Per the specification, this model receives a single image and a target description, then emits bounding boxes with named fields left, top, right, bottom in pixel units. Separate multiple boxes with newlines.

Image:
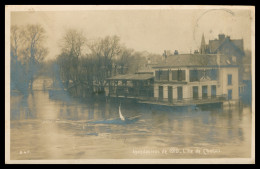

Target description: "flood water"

left=10, top=77, right=252, bottom=159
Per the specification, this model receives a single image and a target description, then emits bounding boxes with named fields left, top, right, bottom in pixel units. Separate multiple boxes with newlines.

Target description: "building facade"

left=200, top=33, right=245, bottom=83
left=152, top=54, right=239, bottom=105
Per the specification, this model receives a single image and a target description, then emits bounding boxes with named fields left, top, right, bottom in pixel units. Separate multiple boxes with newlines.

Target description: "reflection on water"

left=10, top=79, right=252, bottom=160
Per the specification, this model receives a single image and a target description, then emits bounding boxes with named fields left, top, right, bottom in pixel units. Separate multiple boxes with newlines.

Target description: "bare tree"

left=116, top=47, right=134, bottom=74
left=11, top=25, right=29, bottom=94
left=10, top=24, right=48, bottom=94
left=61, top=29, right=86, bottom=60
left=58, top=29, right=86, bottom=96
left=11, top=25, right=21, bottom=60
left=57, top=34, right=124, bottom=97
left=20, top=24, right=48, bottom=90
left=88, top=35, right=121, bottom=92
left=88, top=36, right=121, bottom=75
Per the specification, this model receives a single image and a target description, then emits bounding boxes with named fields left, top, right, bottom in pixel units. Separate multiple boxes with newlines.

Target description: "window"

left=190, top=70, right=199, bottom=82
left=172, top=70, right=186, bottom=81
left=160, top=71, right=169, bottom=81
left=211, top=85, right=216, bottom=98
left=210, top=69, right=218, bottom=80
left=228, top=89, right=232, bottom=100
left=202, top=86, right=208, bottom=99
left=172, top=70, right=178, bottom=80
left=190, top=69, right=218, bottom=82
left=228, top=74, right=232, bottom=85
left=177, top=86, right=183, bottom=100
left=156, top=70, right=169, bottom=81
left=178, top=70, right=186, bottom=81
left=168, top=86, right=173, bottom=102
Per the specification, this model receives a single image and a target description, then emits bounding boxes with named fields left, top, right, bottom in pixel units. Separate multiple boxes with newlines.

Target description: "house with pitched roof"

left=200, top=33, right=249, bottom=100
left=150, top=53, right=239, bottom=106
left=200, top=33, right=245, bottom=80
left=200, top=34, right=244, bottom=58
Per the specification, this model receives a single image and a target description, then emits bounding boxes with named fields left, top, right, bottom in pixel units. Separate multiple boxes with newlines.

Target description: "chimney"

left=164, top=50, right=167, bottom=59
left=162, top=50, right=167, bottom=61
left=174, top=50, right=179, bottom=55
left=226, top=36, right=230, bottom=41
left=218, top=34, right=225, bottom=41
left=194, top=50, right=199, bottom=54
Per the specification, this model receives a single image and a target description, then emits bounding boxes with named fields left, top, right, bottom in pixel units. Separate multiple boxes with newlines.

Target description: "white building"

left=152, top=53, right=239, bottom=105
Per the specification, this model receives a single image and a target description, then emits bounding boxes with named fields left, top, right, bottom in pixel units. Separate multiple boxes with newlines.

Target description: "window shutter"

left=178, top=69, right=182, bottom=81
left=182, top=70, right=186, bottom=81
left=172, top=70, right=178, bottom=80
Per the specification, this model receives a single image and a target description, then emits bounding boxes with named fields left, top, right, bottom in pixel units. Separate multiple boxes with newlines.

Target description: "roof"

left=208, top=38, right=244, bottom=54
left=106, top=73, right=154, bottom=81
left=231, top=39, right=244, bottom=52
left=209, top=39, right=222, bottom=52
left=152, top=54, right=238, bottom=68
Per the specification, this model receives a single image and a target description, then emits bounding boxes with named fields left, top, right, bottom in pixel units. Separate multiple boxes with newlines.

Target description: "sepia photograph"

left=5, top=5, right=255, bottom=164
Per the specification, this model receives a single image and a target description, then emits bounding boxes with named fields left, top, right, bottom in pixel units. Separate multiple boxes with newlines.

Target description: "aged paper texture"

left=5, top=5, right=255, bottom=164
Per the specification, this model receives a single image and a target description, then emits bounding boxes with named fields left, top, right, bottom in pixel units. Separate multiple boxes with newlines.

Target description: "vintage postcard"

left=5, top=5, right=255, bottom=164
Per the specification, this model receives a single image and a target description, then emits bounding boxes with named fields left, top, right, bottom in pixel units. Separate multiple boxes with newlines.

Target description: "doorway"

left=177, top=86, right=183, bottom=100
left=202, top=86, right=208, bottom=99
left=193, top=86, right=199, bottom=99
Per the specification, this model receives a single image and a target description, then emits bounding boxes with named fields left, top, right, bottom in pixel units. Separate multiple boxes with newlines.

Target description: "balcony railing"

left=138, top=94, right=227, bottom=106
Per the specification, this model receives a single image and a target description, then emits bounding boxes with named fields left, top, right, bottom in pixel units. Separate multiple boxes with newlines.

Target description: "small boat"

left=88, top=104, right=141, bottom=125
left=119, top=104, right=125, bottom=121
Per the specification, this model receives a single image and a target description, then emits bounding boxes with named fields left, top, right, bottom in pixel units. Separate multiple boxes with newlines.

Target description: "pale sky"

left=11, top=8, right=253, bottom=60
